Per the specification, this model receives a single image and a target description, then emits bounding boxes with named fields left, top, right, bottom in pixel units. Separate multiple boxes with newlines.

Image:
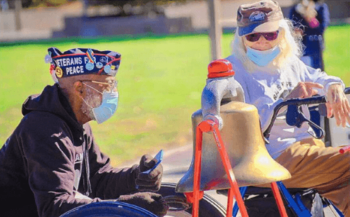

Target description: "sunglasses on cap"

left=245, top=31, right=280, bottom=42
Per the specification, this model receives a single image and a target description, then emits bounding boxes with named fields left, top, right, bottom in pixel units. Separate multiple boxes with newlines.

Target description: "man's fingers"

left=303, top=82, right=324, bottom=89
left=346, top=114, right=350, bottom=126
left=136, top=178, right=162, bottom=188
left=138, top=169, right=162, bottom=180
left=304, top=82, right=322, bottom=96
left=139, top=154, right=157, bottom=172
left=339, top=100, right=348, bottom=127
left=145, top=158, right=158, bottom=168
left=310, top=88, right=319, bottom=96
left=345, top=100, right=350, bottom=125
left=344, top=98, right=350, bottom=114
left=286, top=82, right=322, bottom=100
left=324, top=84, right=350, bottom=127
left=136, top=177, right=162, bottom=192
left=296, top=83, right=308, bottom=98
left=300, top=82, right=322, bottom=98
left=300, top=86, right=308, bottom=98
left=328, top=94, right=350, bottom=127
left=333, top=106, right=342, bottom=126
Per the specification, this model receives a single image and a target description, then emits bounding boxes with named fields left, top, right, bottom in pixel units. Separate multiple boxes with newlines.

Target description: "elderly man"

left=0, top=47, right=168, bottom=217
left=224, top=0, right=350, bottom=215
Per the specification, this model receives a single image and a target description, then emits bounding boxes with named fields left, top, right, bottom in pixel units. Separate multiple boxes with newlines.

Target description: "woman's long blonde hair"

left=231, top=19, right=303, bottom=71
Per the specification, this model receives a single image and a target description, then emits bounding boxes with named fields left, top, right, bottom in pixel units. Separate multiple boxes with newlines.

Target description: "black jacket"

left=0, top=84, right=138, bottom=217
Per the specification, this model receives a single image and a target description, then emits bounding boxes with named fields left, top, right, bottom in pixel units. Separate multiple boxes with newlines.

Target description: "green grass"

left=322, top=25, right=350, bottom=83
left=0, top=25, right=349, bottom=166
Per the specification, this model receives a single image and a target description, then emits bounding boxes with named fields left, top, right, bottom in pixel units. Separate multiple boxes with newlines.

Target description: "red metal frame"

left=188, top=120, right=289, bottom=217
left=271, top=182, right=288, bottom=217
left=190, top=120, right=248, bottom=217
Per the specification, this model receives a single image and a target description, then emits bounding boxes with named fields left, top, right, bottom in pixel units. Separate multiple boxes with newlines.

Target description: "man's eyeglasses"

left=80, top=80, right=118, bottom=93
left=245, top=31, right=280, bottom=42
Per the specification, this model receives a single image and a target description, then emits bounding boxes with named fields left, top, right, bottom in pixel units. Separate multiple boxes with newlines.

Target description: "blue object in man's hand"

left=140, top=150, right=163, bottom=175
left=136, top=150, right=164, bottom=192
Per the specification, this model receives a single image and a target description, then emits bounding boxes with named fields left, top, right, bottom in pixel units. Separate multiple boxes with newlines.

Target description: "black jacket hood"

left=22, top=83, right=83, bottom=132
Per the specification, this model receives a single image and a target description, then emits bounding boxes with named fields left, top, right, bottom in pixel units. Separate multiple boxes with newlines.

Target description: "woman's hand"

left=325, top=84, right=350, bottom=127
left=285, top=82, right=324, bottom=100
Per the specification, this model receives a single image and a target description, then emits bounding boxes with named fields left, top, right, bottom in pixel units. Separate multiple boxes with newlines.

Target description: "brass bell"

left=176, top=101, right=291, bottom=193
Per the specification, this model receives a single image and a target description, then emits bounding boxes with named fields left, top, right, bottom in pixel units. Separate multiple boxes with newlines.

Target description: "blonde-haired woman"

left=226, top=0, right=350, bottom=215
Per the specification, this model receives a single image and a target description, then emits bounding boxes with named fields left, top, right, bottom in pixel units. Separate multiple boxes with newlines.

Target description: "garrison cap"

left=237, top=0, right=283, bottom=36
left=45, top=47, right=121, bottom=82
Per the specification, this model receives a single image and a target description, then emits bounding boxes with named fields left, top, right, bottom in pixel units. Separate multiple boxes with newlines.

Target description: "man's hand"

left=117, top=192, right=168, bottom=217
left=136, top=154, right=163, bottom=192
left=325, top=84, right=350, bottom=127
left=285, top=82, right=323, bottom=100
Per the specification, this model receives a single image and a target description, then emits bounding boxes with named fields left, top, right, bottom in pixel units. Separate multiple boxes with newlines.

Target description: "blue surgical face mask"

left=82, top=84, right=119, bottom=124
left=246, top=46, right=281, bottom=67
left=92, top=91, right=119, bottom=124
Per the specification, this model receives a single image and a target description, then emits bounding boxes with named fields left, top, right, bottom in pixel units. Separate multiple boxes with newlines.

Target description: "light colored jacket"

left=226, top=54, right=343, bottom=159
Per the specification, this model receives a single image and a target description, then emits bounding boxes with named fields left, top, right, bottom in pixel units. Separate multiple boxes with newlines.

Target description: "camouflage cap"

left=237, top=0, right=283, bottom=36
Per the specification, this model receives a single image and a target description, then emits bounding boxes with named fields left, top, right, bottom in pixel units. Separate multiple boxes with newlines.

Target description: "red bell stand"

left=271, top=182, right=288, bottom=217
left=186, top=120, right=289, bottom=217
left=185, top=120, right=248, bottom=217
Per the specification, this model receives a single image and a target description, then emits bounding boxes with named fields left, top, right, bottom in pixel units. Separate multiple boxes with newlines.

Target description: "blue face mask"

left=82, top=84, right=119, bottom=124
left=246, top=46, right=281, bottom=67
left=92, top=91, right=119, bottom=124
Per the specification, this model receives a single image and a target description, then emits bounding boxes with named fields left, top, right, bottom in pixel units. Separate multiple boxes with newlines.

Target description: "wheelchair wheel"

left=60, top=201, right=158, bottom=217
left=60, top=182, right=226, bottom=217
left=159, top=182, right=226, bottom=217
